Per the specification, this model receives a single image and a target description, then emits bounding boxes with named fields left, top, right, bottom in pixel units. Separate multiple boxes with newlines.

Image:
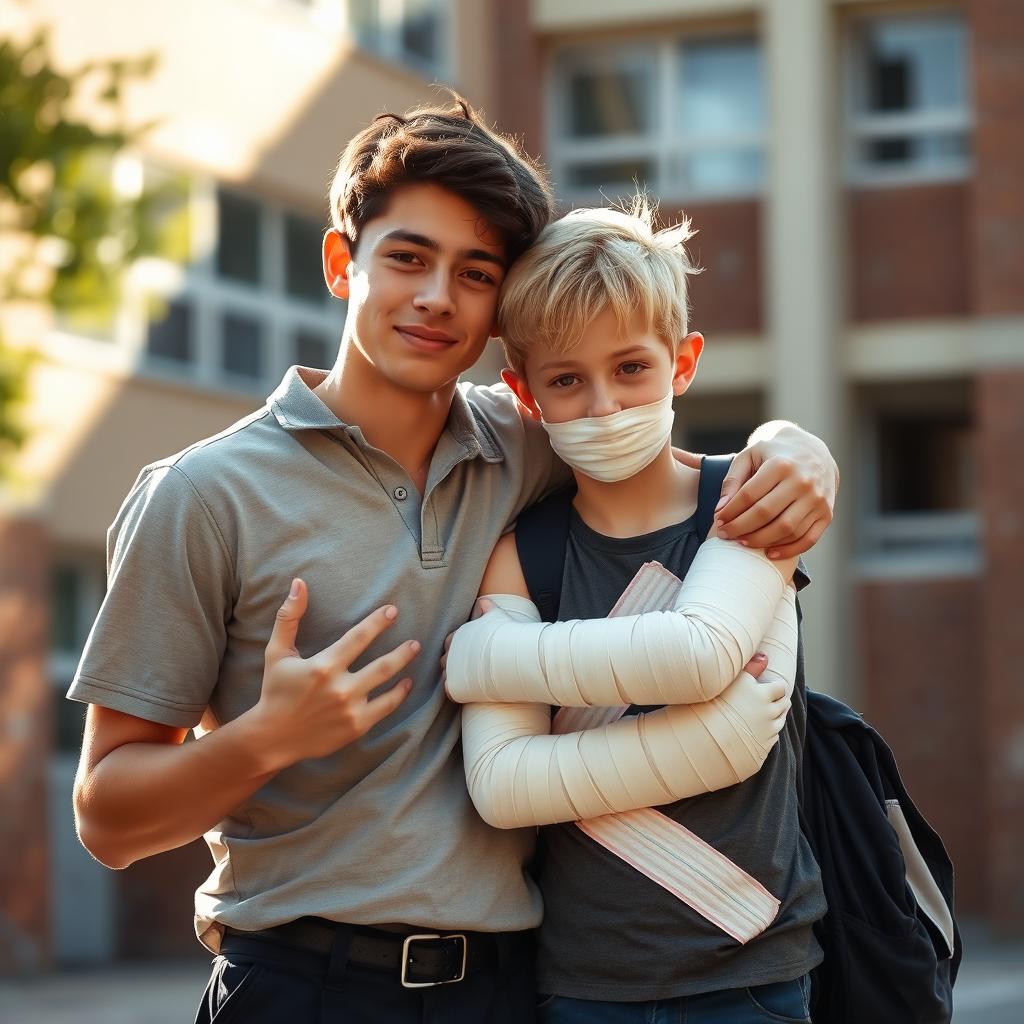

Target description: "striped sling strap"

left=552, top=560, right=780, bottom=945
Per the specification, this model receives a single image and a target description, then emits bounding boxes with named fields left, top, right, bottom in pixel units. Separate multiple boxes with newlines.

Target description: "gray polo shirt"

left=68, top=367, right=565, bottom=952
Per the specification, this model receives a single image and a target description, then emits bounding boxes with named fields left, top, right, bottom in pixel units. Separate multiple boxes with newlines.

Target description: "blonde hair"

left=498, top=196, right=700, bottom=375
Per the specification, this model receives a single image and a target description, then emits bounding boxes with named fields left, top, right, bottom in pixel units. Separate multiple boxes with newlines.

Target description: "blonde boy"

left=446, top=202, right=825, bottom=1021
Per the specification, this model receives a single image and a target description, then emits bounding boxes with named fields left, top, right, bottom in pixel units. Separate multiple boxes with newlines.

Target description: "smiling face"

left=324, top=182, right=507, bottom=396
left=503, top=305, right=703, bottom=426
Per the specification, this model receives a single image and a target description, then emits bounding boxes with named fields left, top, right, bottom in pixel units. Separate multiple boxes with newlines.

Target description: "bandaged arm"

left=461, top=586, right=798, bottom=829
left=446, top=538, right=789, bottom=708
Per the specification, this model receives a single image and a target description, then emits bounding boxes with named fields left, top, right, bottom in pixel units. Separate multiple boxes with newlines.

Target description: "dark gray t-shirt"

left=535, top=507, right=826, bottom=1001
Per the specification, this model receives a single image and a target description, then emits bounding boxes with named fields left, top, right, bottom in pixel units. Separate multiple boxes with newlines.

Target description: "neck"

left=314, top=337, right=455, bottom=492
left=571, top=444, right=699, bottom=539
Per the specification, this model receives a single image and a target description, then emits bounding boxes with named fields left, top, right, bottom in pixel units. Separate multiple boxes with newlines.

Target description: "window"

left=285, top=214, right=328, bottom=303
left=146, top=298, right=194, bottom=365
left=349, top=0, right=448, bottom=78
left=221, top=312, right=265, bottom=380
left=847, top=12, right=971, bottom=183
left=133, top=173, right=343, bottom=395
left=50, top=559, right=106, bottom=755
left=293, top=327, right=333, bottom=369
left=857, top=384, right=978, bottom=571
left=217, top=189, right=263, bottom=285
left=552, top=34, right=766, bottom=201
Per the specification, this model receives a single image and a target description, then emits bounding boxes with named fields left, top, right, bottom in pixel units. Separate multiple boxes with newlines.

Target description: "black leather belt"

left=223, top=919, right=501, bottom=988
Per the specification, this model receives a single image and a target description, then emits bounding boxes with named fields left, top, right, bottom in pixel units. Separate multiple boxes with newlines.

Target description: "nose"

left=414, top=268, right=455, bottom=318
left=587, top=384, right=620, bottom=419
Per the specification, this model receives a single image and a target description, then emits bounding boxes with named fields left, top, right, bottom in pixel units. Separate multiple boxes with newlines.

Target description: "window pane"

left=563, top=158, right=656, bottom=192
left=860, top=131, right=967, bottom=168
left=564, top=54, right=654, bottom=138
left=859, top=16, right=966, bottom=115
left=146, top=298, right=193, bottom=364
left=678, top=36, right=764, bottom=137
left=285, top=215, right=327, bottom=303
left=877, top=414, right=974, bottom=513
left=217, top=190, right=262, bottom=285
left=294, top=328, right=333, bottom=369
left=683, top=148, right=763, bottom=195
left=350, top=0, right=380, bottom=49
left=222, top=313, right=265, bottom=379
left=685, top=425, right=755, bottom=458
left=51, top=566, right=82, bottom=653
left=55, top=691, right=87, bottom=755
left=401, top=0, right=441, bottom=67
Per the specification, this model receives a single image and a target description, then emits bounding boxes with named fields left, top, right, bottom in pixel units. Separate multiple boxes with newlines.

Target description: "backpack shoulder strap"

left=514, top=486, right=576, bottom=622
left=696, top=455, right=734, bottom=541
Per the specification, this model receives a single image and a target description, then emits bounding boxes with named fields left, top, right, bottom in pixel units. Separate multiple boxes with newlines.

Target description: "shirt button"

left=393, top=486, right=408, bottom=501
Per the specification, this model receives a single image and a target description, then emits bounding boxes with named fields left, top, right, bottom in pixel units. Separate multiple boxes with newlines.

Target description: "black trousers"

left=194, top=926, right=537, bottom=1024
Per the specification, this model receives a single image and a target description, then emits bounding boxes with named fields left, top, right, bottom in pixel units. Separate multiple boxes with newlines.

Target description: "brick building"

left=1, top=0, right=1022, bottom=974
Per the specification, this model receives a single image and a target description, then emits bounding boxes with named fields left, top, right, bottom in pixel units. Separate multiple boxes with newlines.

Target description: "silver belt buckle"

left=400, top=933, right=467, bottom=988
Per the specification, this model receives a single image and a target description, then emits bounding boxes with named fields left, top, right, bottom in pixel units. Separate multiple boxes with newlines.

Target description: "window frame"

left=843, top=7, right=973, bottom=188
left=121, top=168, right=344, bottom=396
left=854, top=383, right=980, bottom=577
left=548, top=28, right=768, bottom=204
left=346, top=0, right=453, bottom=81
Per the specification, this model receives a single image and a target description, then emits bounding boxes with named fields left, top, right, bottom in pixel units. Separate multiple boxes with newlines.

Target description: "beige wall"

left=532, top=0, right=758, bottom=31
left=1, top=0, right=492, bottom=208
left=11, top=355, right=257, bottom=547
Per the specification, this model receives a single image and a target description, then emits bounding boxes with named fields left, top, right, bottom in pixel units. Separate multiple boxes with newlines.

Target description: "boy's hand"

left=250, top=580, right=418, bottom=771
left=714, top=423, right=839, bottom=560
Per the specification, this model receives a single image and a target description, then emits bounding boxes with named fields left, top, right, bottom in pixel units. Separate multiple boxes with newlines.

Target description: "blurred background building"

left=0, top=0, right=1021, bottom=978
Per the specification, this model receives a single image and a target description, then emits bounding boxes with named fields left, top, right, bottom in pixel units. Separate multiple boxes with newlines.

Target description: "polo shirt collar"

left=267, top=367, right=504, bottom=464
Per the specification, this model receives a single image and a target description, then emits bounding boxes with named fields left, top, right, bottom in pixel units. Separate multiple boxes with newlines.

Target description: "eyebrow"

left=378, top=229, right=506, bottom=269
left=537, top=345, right=653, bottom=374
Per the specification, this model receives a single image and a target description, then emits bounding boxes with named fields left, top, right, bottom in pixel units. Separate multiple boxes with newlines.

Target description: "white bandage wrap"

left=446, top=538, right=788, bottom=708
left=460, top=587, right=797, bottom=829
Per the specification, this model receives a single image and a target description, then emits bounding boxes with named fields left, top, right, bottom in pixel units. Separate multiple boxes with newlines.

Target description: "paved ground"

left=1, top=922, right=1021, bottom=1022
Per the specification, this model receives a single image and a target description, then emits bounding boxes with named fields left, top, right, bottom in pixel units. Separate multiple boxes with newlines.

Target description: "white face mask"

left=541, top=394, right=676, bottom=483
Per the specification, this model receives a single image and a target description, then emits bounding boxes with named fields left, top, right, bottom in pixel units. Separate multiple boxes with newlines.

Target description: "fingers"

left=716, top=468, right=792, bottom=538
left=363, top=677, right=414, bottom=729
left=743, top=652, right=768, bottom=679
left=672, top=447, right=703, bottom=470
left=473, top=597, right=496, bottom=619
left=266, top=578, right=308, bottom=661
left=741, top=506, right=820, bottom=553
left=349, top=638, right=421, bottom=697
left=321, top=604, right=400, bottom=668
left=766, top=516, right=830, bottom=561
left=712, top=460, right=782, bottom=532
left=714, top=449, right=755, bottom=516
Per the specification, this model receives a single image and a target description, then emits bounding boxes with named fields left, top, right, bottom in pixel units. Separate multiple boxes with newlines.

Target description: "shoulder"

left=480, top=531, right=531, bottom=599
left=460, top=381, right=544, bottom=452
left=150, top=406, right=277, bottom=484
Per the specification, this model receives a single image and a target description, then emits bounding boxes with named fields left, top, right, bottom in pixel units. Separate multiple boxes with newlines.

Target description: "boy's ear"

left=323, top=230, right=353, bottom=300
left=672, top=332, right=704, bottom=397
left=501, top=368, right=543, bottom=421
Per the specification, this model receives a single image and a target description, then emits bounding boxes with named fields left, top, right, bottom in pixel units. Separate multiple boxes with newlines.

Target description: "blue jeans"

left=537, top=975, right=811, bottom=1024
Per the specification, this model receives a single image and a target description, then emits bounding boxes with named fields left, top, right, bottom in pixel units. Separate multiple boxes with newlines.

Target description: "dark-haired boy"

left=69, top=102, right=838, bottom=1023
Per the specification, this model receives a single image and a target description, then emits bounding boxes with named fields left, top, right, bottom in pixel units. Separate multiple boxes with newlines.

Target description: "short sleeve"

left=66, top=464, right=234, bottom=729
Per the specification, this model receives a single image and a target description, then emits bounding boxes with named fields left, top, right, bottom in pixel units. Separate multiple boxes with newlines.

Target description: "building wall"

left=858, top=575, right=986, bottom=914
left=848, top=185, right=970, bottom=322
left=0, top=518, right=50, bottom=974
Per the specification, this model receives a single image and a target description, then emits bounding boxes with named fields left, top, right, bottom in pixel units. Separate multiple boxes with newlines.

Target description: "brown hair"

left=329, top=97, right=553, bottom=265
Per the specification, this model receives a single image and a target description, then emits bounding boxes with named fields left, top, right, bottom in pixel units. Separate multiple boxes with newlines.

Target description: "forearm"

left=75, top=710, right=281, bottom=869
left=447, top=539, right=787, bottom=707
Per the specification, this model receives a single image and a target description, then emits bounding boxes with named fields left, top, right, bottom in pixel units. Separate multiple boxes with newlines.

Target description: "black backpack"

left=515, top=456, right=962, bottom=1024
